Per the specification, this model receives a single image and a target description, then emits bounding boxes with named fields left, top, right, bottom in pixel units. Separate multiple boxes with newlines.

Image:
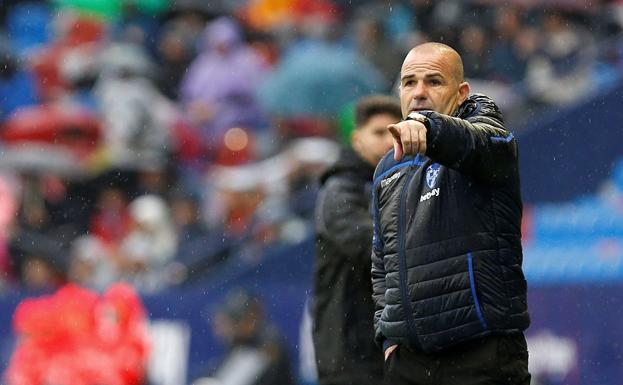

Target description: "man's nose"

left=412, top=81, right=427, bottom=99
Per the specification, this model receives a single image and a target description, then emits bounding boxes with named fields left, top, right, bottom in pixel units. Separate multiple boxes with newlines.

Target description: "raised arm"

left=388, top=94, right=518, bottom=183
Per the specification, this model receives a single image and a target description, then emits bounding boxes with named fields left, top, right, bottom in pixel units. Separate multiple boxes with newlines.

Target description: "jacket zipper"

left=397, top=165, right=422, bottom=350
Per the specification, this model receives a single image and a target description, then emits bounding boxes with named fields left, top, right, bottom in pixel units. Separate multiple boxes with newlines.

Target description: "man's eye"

left=404, top=80, right=414, bottom=87
left=429, top=79, right=441, bottom=86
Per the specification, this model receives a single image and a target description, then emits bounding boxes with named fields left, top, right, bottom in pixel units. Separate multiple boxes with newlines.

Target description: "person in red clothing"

left=89, top=186, right=133, bottom=250
left=5, top=283, right=150, bottom=385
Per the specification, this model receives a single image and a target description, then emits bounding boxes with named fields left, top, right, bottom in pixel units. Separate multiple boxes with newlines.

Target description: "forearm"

left=420, top=110, right=516, bottom=181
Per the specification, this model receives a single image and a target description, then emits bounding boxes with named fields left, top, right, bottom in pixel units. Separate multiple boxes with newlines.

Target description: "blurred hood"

left=202, top=17, right=242, bottom=52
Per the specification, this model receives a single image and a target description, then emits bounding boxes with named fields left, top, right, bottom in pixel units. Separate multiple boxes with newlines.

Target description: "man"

left=314, top=95, right=401, bottom=385
left=372, top=42, right=531, bottom=384
left=193, top=289, right=295, bottom=385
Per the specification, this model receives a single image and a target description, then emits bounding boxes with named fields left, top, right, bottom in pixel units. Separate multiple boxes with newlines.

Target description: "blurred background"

left=0, top=0, right=621, bottom=384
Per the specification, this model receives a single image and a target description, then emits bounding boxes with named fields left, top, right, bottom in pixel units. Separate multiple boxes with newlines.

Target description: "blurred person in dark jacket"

left=459, top=24, right=493, bottom=80
left=313, top=95, right=401, bottom=385
left=193, top=289, right=294, bottom=385
left=525, top=11, right=596, bottom=106
left=491, top=6, right=531, bottom=84
left=8, top=174, right=84, bottom=289
left=156, top=20, right=196, bottom=100
left=9, top=233, right=66, bottom=291
left=372, top=42, right=530, bottom=385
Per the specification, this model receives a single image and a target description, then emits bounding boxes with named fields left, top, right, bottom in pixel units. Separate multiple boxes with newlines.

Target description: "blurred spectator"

left=30, top=14, right=105, bottom=101
left=165, top=1, right=212, bottom=46
left=283, top=138, right=339, bottom=219
left=93, top=42, right=175, bottom=169
left=7, top=172, right=89, bottom=290
left=67, top=235, right=114, bottom=290
left=111, top=0, right=169, bottom=54
left=459, top=24, right=494, bottom=80
left=89, top=186, right=132, bottom=251
left=8, top=231, right=66, bottom=291
left=202, top=139, right=339, bottom=262
left=171, top=192, right=204, bottom=236
left=5, top=283, right=150, bottom=385
left=11, top=173, right=88, bottom=236
left=156, top=20, right=196, bottom=100
left=192, top=288, right=295, bottom=385
left=134, top=164, right=175, bottom=198
left=525, top=11, right=597, bottom=106
left=58, top=46, right=100, bottom=110
left=180, top=17, right=268, bottom=147
left=491, top=6, right=531, bottom=84
left=353, top=14, right=404, bottom=86
left=118, top=194, right=177, bottom=291
left=211, top=166, right=266, bottom=240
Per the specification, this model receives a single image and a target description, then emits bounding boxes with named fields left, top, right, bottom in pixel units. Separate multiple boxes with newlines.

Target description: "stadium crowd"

left=0, top=0, right=622, bottom=295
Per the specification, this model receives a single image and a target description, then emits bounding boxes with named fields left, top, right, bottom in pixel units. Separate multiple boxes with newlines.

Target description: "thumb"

left=388, top=124, right=403, bottom=161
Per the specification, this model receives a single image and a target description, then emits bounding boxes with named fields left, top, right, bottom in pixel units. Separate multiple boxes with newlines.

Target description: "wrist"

left=406, top=111, right=430, bottom=129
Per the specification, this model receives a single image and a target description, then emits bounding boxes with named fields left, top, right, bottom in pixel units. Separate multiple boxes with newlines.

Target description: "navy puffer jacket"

left=371, top=94, right=530, bottom=353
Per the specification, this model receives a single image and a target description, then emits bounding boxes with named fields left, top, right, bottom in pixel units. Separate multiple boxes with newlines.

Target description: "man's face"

left=352, top=113, right=398, bottom=166
left=399, top=50, right=469, bottom=117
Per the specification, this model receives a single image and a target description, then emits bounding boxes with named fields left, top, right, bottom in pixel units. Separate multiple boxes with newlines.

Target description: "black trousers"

left=384, top=334, right=531, bottom=385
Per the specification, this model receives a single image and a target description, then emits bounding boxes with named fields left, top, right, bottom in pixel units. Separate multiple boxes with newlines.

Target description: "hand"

left=387, top=120, right=427, bottom=161
left=384, top=344, right=398, bottom=361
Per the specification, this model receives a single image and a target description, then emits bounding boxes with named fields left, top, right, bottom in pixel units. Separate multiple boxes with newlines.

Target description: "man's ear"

left=458, top=81, right=470, bottom=104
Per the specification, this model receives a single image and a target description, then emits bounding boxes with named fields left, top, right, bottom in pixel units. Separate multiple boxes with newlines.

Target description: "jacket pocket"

left=467, top=252, right=489, bottom=331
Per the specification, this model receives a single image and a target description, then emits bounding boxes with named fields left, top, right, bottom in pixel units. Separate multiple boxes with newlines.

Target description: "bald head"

left=403, top=43, right=464, bottom=83
left=398, top=42, right=470, bottom=116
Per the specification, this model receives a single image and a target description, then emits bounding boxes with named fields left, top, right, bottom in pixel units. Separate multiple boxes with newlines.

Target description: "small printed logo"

left=420, top=188, right=440, bottom=202
left=381, top=171, right=401, bottom=188
left=426, top=163, right=441, bottom=189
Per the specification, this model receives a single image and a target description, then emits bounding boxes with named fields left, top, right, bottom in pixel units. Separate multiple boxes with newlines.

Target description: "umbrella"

left=258, top=41, right=385, bottom=117
left=2, top=103, right=101, bottom=158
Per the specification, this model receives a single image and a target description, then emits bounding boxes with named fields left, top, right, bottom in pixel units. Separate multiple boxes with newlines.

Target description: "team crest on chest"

left=426, top=163, right=441, bottom=189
